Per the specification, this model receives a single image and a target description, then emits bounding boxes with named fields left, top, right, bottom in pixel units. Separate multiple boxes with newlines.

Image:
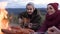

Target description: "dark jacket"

left=38, top=10, right=60, bottom=32
left=18, top=9, right=41, bottom=31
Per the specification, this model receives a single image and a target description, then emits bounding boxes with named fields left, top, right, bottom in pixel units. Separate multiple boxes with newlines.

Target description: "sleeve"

left=34, top=15, right=41, bottom=23
left=31, top=15, right=42, bottom=31
left=33, top=10, right=42, bottom=24
left=37, top=20, right=48, bottom=32
left=50, top=15, right=60, bottom=25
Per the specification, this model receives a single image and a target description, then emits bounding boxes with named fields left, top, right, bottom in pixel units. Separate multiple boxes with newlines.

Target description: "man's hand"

left=28, top=23, right=32, bottom=28
left=47, top=26, right=60, bottom=34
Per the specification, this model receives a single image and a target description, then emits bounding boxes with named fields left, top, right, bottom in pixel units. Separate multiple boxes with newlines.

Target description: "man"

left=18, top=2, right=41, bottom=32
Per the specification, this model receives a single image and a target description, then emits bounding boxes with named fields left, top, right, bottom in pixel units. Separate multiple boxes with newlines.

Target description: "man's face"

left=26, top=5, right=34, bottom=15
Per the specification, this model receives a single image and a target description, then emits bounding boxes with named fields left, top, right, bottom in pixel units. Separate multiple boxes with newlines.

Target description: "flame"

left=0, top=2, right=8, bottom=34
left=0, top=2, right=9, bottom=34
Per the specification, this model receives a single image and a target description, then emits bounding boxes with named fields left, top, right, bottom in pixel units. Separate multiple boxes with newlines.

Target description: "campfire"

left=0, top=2, right=34, bottom=34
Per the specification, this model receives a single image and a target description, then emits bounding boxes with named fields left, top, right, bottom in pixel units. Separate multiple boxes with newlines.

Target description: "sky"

left=0, top=0, right=60, bottom=9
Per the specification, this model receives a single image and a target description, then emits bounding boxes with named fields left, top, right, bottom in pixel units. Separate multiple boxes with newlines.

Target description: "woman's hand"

left=47, top=26, right=60, bottom=34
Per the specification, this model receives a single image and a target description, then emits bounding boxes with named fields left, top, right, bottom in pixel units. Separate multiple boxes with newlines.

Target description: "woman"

left=37, top=3, right=60, bottom=33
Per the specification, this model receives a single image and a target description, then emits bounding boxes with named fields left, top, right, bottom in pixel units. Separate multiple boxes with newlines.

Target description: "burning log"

left=1, top=26, right=34, bottom=34
left=1, top=29, right=16, bottom=34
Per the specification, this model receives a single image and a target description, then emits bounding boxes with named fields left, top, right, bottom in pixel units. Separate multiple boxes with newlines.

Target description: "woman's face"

left=47, top=5, right=55, bottom=15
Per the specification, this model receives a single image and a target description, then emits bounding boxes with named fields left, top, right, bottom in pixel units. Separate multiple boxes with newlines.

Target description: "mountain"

left=6, top=8, right=46, bottom=15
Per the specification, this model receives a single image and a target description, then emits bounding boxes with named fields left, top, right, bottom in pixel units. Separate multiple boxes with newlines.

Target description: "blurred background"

left=0, top=0, right=60, bottom=25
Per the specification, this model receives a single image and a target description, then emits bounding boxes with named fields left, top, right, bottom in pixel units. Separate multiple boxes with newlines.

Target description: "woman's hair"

left=48, top=3, right=59, bottom=11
